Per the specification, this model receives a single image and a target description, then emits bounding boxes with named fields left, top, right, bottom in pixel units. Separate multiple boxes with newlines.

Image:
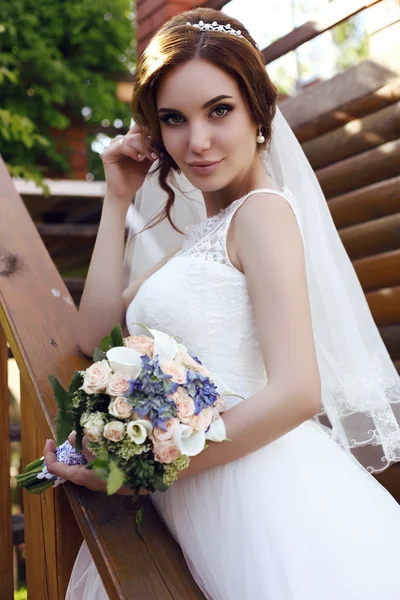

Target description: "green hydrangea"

left=71, top=389, right=87, bottom=409
left=112, top=438, right=152, bottom=461
left=163, top=455, right=191, bottom=487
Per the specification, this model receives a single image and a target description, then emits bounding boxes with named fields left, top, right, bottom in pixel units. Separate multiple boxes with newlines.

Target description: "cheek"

left=161, top=127, right=185, bottom=158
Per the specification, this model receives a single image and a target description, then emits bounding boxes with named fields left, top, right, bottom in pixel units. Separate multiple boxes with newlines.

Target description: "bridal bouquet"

left=17, top=325, right=229, bottom=524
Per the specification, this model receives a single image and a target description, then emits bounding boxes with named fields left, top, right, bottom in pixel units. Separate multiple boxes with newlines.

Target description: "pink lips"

left=187, top=160, right=222, bottom=176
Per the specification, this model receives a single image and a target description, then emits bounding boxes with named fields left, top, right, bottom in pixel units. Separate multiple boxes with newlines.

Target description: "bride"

left=44, top=7, right=400, bottom=599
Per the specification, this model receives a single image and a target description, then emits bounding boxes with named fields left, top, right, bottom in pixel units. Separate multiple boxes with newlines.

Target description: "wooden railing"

left=0, top=156, right=205, bottom=599
left=204, top=0, right=385, bottom=65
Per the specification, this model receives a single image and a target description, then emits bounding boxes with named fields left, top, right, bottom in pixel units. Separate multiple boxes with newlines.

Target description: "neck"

left=202, top=155, right=271, bottom=218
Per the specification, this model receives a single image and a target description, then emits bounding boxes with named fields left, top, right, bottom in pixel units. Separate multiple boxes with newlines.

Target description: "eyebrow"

left=158, top=94, right=234, bottom=114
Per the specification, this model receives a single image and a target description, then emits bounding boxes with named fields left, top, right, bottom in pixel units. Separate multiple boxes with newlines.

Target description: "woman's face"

left=156, top=59, right=259, bottom=193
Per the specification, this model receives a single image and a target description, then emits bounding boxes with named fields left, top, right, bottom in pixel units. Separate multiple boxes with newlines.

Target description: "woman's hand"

left=43, top=433, right=149, bottom=495
left=102, top=124, right=160, bottom=209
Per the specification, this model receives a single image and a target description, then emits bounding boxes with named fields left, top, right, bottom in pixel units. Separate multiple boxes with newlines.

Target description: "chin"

left=181, top=169, right=232, bottom=193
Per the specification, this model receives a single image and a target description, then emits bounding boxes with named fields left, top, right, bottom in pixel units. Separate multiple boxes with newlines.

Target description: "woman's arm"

left=178, top=192, right=321, bottom=480
left=76, top=196, right=128, bottom=356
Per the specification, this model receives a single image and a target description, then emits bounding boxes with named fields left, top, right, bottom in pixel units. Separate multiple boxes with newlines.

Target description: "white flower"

left=211, top=374, right=235, bottom=397
left=172, top=423, right=206, bottom=457
left=103, top=421, right=126, bottom=442
left=81, top=412, right=104, bottom=443
left=149, top=328, right=178, bottom=362
left=106, top=346, right=142, bottom=379
left=205, top=417, right=227, bottom=442
left=126, top=419, right=153, bottom=445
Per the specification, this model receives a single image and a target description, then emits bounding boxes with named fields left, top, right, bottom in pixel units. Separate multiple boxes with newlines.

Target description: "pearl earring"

left=256, top=128, right=265, bottom=144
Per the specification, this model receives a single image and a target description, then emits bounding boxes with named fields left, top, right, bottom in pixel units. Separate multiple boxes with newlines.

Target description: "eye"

left=210, top=104, right=233, bottom=118
left=160, top=114, right=184, bottom=126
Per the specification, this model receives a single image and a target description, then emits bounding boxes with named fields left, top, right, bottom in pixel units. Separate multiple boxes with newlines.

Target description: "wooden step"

left=294, top=77, right=400, bottom=143
left=353, top=250, right=400, bottom=293
left=339, top=213, right=400, bottom=260
left=328, top=176, right=400, bottom=229
left=304, top=101, right=400, bottom=169
left=317, top=138, right=400, bottom=198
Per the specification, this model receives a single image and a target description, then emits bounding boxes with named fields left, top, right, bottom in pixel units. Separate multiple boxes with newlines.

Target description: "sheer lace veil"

left=124, top=107, right=400, bottom=473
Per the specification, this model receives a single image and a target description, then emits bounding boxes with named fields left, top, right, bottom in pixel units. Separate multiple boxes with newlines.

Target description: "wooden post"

left=0, top=326, right=13, bottom=600
left=20, top=379, right=83, bottom=599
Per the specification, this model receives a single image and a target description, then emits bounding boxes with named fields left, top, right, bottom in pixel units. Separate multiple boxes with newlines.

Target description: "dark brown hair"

left=131, top=7, right=278, bottom=232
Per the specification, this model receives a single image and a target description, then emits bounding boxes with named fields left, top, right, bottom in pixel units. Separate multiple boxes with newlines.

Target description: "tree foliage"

left=0, top=0, right=135, bottom=185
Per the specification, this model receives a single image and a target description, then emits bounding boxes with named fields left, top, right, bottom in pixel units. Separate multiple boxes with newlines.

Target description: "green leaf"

left=110, top=324, right=124, bottom=348
left=48, top=375, right=72, bottom=411
left=56, top=410, right=75, bottom=445
left=92, top=347, right=106, bottom=362
left=92, top=448, right=109, bottom=481
left=107, top=460, right=125, bottom=495
left=100, top=335, right=113, bottom=352
left=135, top=506, right=144, bottom=536
left=69, top=371, right=83, bottom=395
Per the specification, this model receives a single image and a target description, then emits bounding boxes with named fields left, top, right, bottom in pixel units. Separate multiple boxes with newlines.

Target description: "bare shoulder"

left=228, top=191, right=304, bottom=273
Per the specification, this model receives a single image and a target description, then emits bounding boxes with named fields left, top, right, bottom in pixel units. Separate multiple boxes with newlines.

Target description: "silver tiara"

left=186, top=20, right=254, bottom=46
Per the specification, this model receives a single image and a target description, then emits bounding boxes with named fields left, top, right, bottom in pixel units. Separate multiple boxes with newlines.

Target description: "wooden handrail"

left=0, top=156, right=205, bottom=599
left=0, top=326, right=13, bottom=599
left=261, top=0, right=383, bottom=64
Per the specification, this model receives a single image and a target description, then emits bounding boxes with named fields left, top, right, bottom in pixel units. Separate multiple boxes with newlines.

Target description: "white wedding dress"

left=67, top=188, right=400, bottom=600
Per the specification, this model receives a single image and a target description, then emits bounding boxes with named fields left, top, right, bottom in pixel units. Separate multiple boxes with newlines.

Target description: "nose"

left=188, top=121, right=212, bottom=154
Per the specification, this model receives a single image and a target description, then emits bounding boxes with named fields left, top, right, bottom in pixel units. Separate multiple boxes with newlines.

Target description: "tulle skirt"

left=66, top=421, right=400, bottom=599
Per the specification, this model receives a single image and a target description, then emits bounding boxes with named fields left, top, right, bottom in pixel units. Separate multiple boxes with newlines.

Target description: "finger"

left=81, top=435, right=96, bottom=462
left=123, top=133, right=158, bottom=163
left=68, top=430, right=76, bottom=447
left=106, top=136, right=150, bottom=164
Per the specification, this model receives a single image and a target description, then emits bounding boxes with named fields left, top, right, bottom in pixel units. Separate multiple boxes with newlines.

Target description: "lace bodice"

left=126, top=188, right=291, bottom=403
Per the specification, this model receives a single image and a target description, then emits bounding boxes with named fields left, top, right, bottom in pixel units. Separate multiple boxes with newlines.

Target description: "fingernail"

left=151, top=152, right=158, bottom=161
left=137, top=153, right=145, bottom=161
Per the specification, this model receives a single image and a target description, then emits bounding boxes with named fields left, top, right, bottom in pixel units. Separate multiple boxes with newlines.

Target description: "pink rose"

left=178, top=351, right=210, bottom=377
left=103, top=421, right=126, bottom=442
left=106, top=371, right=130, bottom=397
left=170, top=386, right=190, bottom=404
left=159, top=360, right=187, bottom=384
left=125, top=335, right=154, bottom=357
left=109, top=397, right=133, bottom=419
left=177, top=397, right=196, bottom=424
left=212, top=397, right=227, bottom=421
left=80, top=360, right=112, bottom=394
left=152, top=418, right=179, bottom=441
left=189, top=406, right=213, bottom=431
left=153, top=440, right=181, bottom=464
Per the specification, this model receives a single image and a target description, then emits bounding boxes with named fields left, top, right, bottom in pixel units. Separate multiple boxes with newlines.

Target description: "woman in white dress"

left=44, top=7, right=400, bottom=599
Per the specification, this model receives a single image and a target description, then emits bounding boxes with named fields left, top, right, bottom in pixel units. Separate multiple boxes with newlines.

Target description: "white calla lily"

left=206, top=417, right=228, bottom=442
left=126, top=419, right=153, bottom=445
left=149, top=328, right=178, bottom=362
left=211, top=374, right=234, bottom=397
left=172, top=423, right=206, bottom=457
left=106, top=347, right=142, bottom=379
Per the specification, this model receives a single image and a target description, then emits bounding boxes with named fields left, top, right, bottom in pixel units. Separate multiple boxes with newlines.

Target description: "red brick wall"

left=137, top=0, right=209, bottom=55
